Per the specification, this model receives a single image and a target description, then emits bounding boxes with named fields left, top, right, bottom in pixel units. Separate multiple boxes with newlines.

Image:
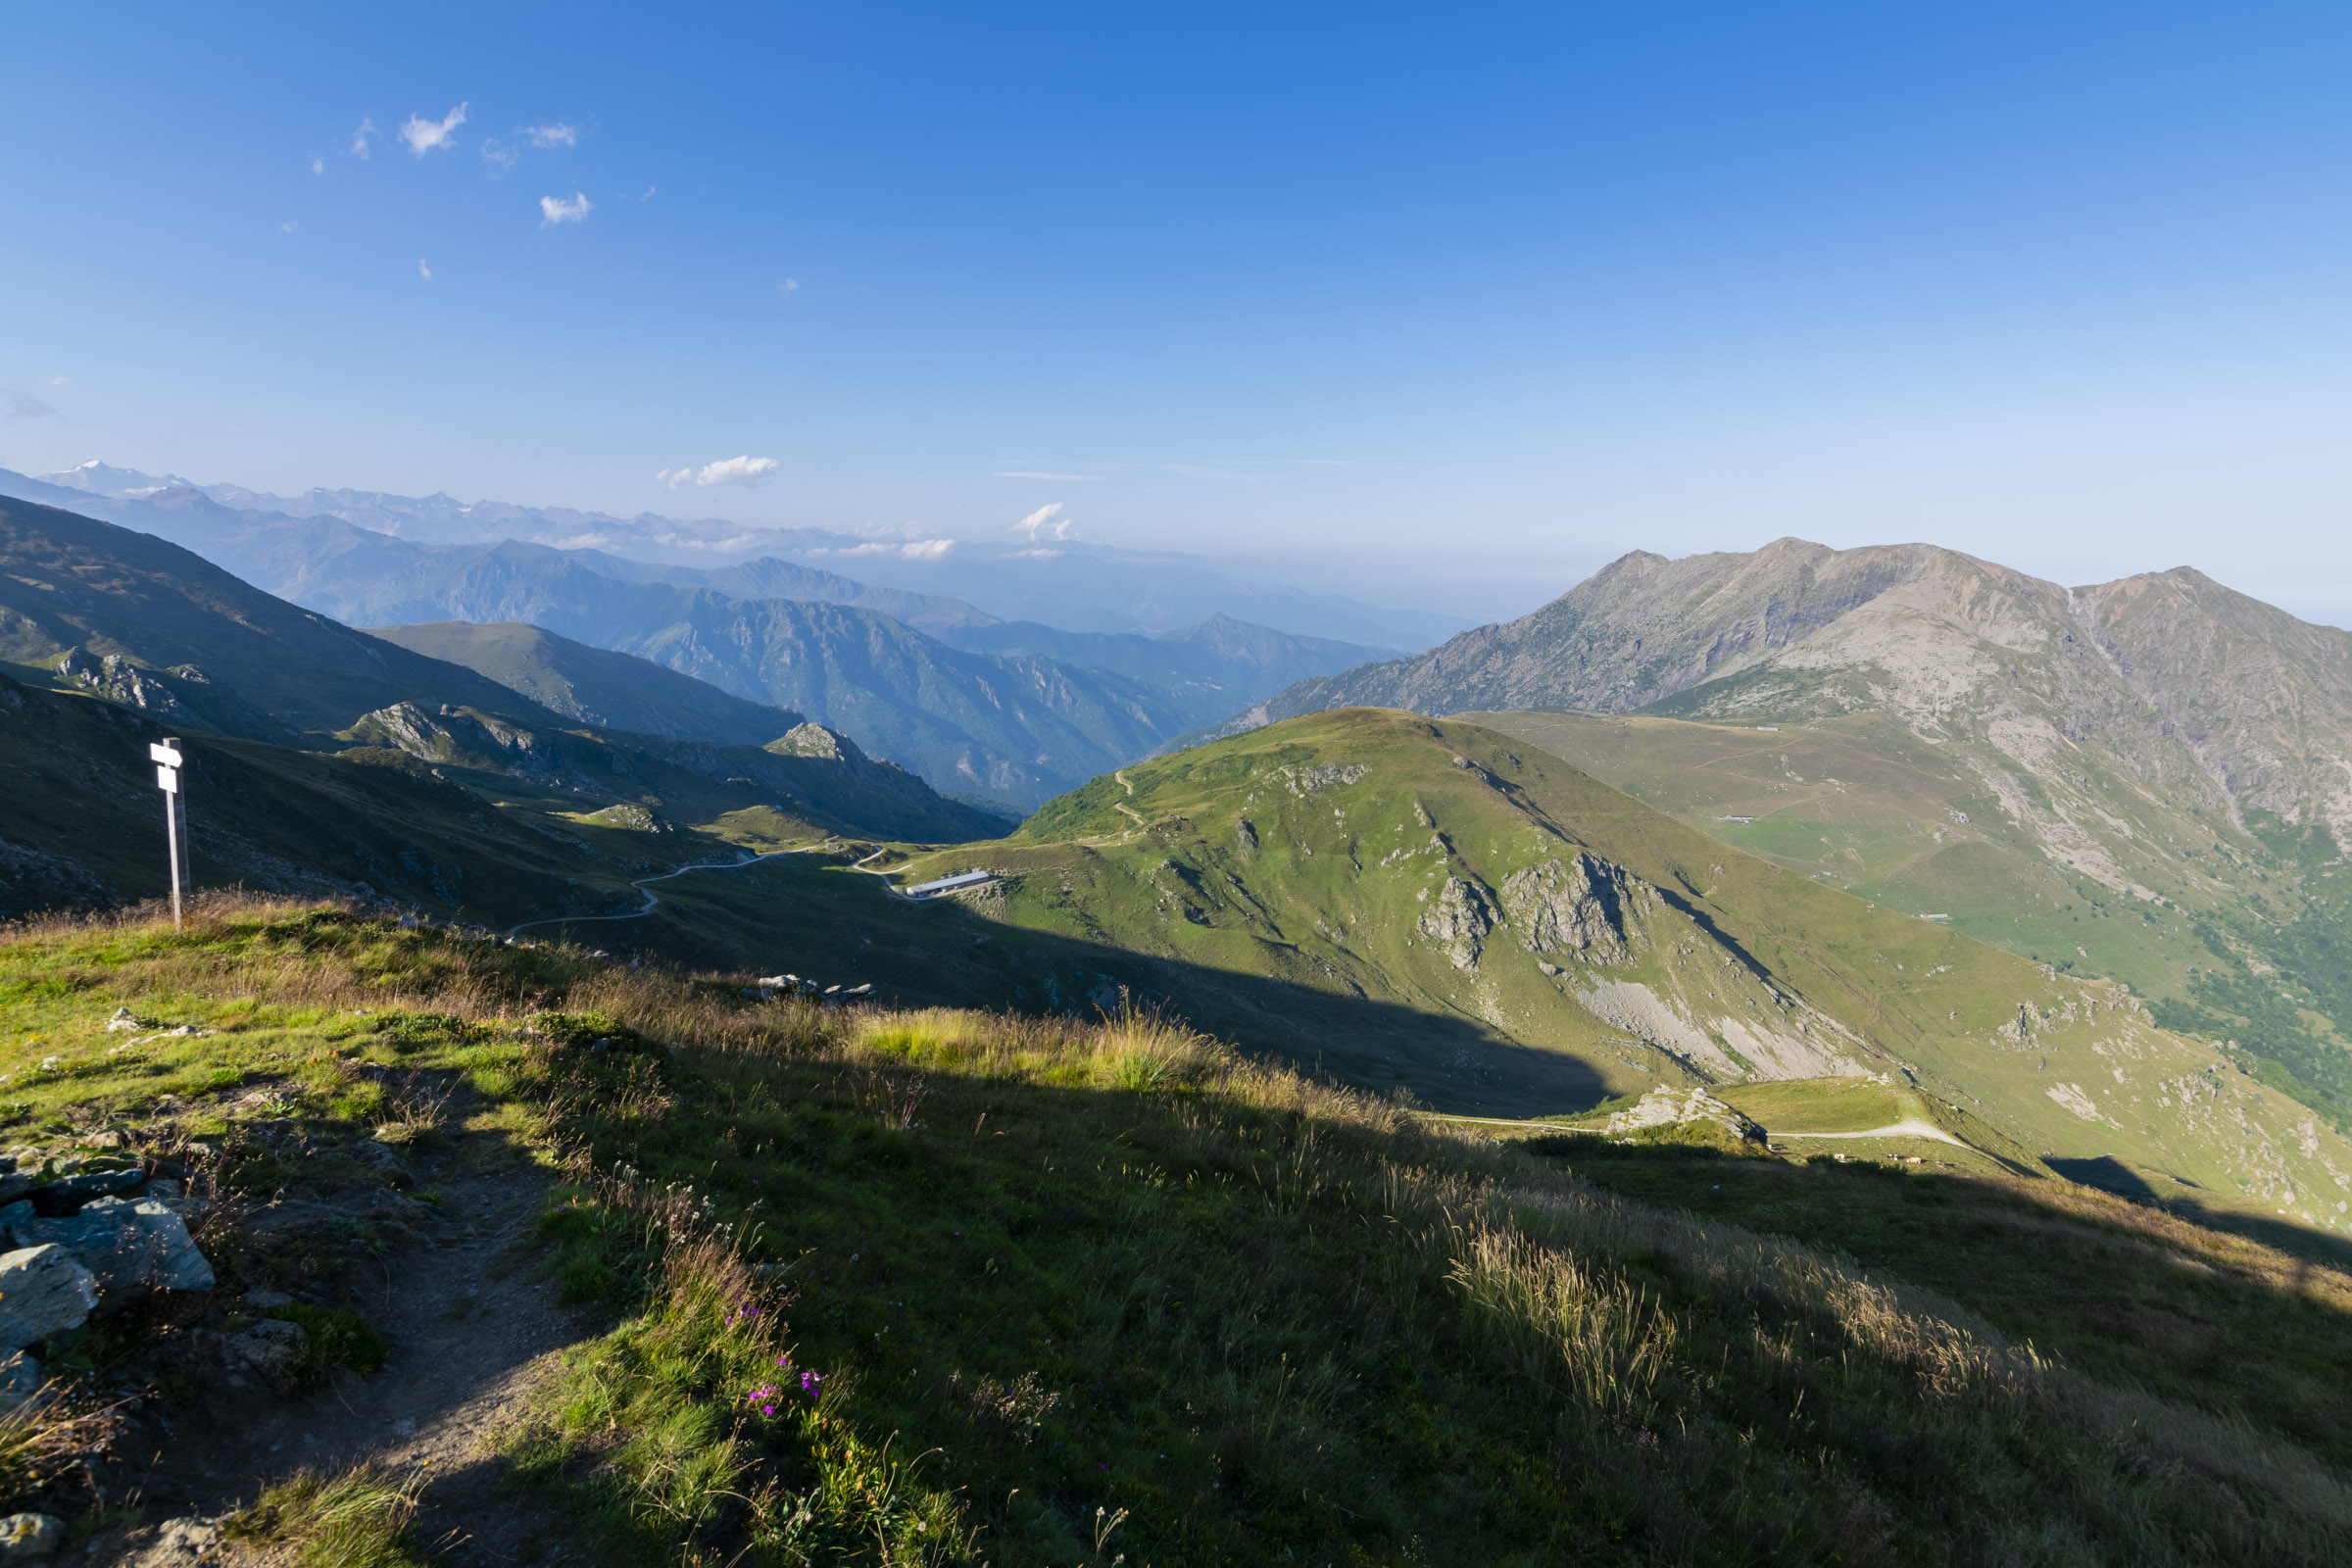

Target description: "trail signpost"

left=151, top=739, right=189, bottom=929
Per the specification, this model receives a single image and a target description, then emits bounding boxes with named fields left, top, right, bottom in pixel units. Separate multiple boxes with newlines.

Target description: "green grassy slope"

left=1469, top=709, right=2352, bottom=1140
left=367, top=620, right=808, bottom=747
left=886, top=709, right=2352, bottom=1232
left=4, top=903, right=2349, bottom=1563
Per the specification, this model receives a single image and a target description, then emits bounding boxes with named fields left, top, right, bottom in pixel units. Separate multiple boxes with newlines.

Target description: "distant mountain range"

left=0, top=496, right=1006, bottom=903
left=24, top=460, right=1465, bottom=648
left=0, top=467, right=1387, bottom=809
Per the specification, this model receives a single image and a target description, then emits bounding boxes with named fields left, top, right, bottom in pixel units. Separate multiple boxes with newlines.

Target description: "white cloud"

left=523, top=122, right=578, bottom=148
left=1011, top=503, right=1077, bottom=542
left=779, top=277, right=799, bottom=296
left=993, top=470, right=1100, bottom=481
left=539, top=191, right=592, bottom=225
left=417, top=258, right=432, bottom=281
left=280, top=219, right=299, bottom=233
left=398, top=103, right=468, bottom=157
left=813, top=540, right=957, bottom=562
left=45, top=377, right=70, bottom=386
left=351, top=119, right=375, bottom=158
left=480, top=138, right=519, bottom=172
left=658, top=455, right=780, bottom=489
left=310, top=155, right=324, bottom=175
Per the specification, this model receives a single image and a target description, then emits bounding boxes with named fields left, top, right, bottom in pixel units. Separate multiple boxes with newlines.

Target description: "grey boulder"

left=0, top=1248, right=96, bottom=1351
left=16, top=1197, right=214, bottom=1297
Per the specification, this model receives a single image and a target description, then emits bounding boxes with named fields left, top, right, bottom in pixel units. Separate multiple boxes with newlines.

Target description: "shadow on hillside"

left=522, top=855, right=1613, bottom=1121
left=2045, top=1155, right=2159, bottom=1202
left=2048, top=1153, right=2352, bottom=1271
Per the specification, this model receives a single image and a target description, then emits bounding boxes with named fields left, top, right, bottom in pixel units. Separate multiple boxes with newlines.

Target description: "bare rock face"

left=1417, top=875, right=1497, bottom=970
left=1501, top=853, right=1637, bottom=961
left=767, top=720, right=858, bottom=761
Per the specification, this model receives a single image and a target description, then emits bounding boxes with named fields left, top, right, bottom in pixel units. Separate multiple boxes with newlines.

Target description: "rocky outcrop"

left=1276, top=761, right=1367, bottom=796
left=53, top=649, right=194, bottom=721
left=1500, top=853, right=1637, bottom=960
left=1602, top=1085, right=1765, bottom=1143
left=1417, top=876, right=1497, bottom=969
left=0, top=1142, right=217, bottom=1356
left=348, top=702, right=559, bottom=779
left=766, top=721, right=858, bottom=761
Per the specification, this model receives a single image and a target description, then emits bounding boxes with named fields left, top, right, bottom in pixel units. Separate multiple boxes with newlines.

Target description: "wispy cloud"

left=399, top=103, right=468, bottom=157
left=993, top=470, right=1100, bottom=482
left=4, top=389, right=59, bottom=421
left=1011, top=503, right=1077, bottom=542
left=659, top=455, right=780, bottom=489
left=45, top=377, right=70, bottom=387
left=539, top=191, right=592, bottom=225
left=310, top=154, right=325, bottom=175
left=351, top=119, right=376, bottom=159
left=811, top=539, right=956, bottom=562
left=778, top=277, right=799, bottom=297
left=280, top=219, right=299, bottom=233
left=523, top=122, right=578, bottom=148
left=480, top=138, right=519, bottom=173
left=417, top=259, right=432, bottom=282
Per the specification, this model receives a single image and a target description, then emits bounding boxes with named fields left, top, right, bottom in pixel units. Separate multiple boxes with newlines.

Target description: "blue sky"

left=5, top=3, right=2352, bottom=622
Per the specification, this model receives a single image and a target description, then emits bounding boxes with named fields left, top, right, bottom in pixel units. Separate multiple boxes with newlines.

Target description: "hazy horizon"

left=7, top=4, right=2352, bottom=628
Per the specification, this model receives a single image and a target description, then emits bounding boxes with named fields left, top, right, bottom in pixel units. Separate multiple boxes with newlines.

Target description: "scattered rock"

left=0, top=1513, right=63, bottom=1558
left=108, top=1517, right=220, bottom=1567
left=227, top=1317, right=307, bottom=1374
left=104, top=1008, right=145, bottom=1033
left=0, top=1247, right=97, bottom=1350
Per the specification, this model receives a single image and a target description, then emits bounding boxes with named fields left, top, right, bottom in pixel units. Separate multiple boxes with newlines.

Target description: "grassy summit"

left=4, top=898, right=2349, bottom=1563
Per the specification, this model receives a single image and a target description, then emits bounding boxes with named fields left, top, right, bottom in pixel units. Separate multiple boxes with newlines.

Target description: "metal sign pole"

left=152, top=740, right=185, bottom=930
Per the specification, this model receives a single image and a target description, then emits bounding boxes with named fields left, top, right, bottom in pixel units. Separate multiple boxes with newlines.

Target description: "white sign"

left=150, top=742, right=182, bottom=767
left=157, top=765, right=180, bottom=793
